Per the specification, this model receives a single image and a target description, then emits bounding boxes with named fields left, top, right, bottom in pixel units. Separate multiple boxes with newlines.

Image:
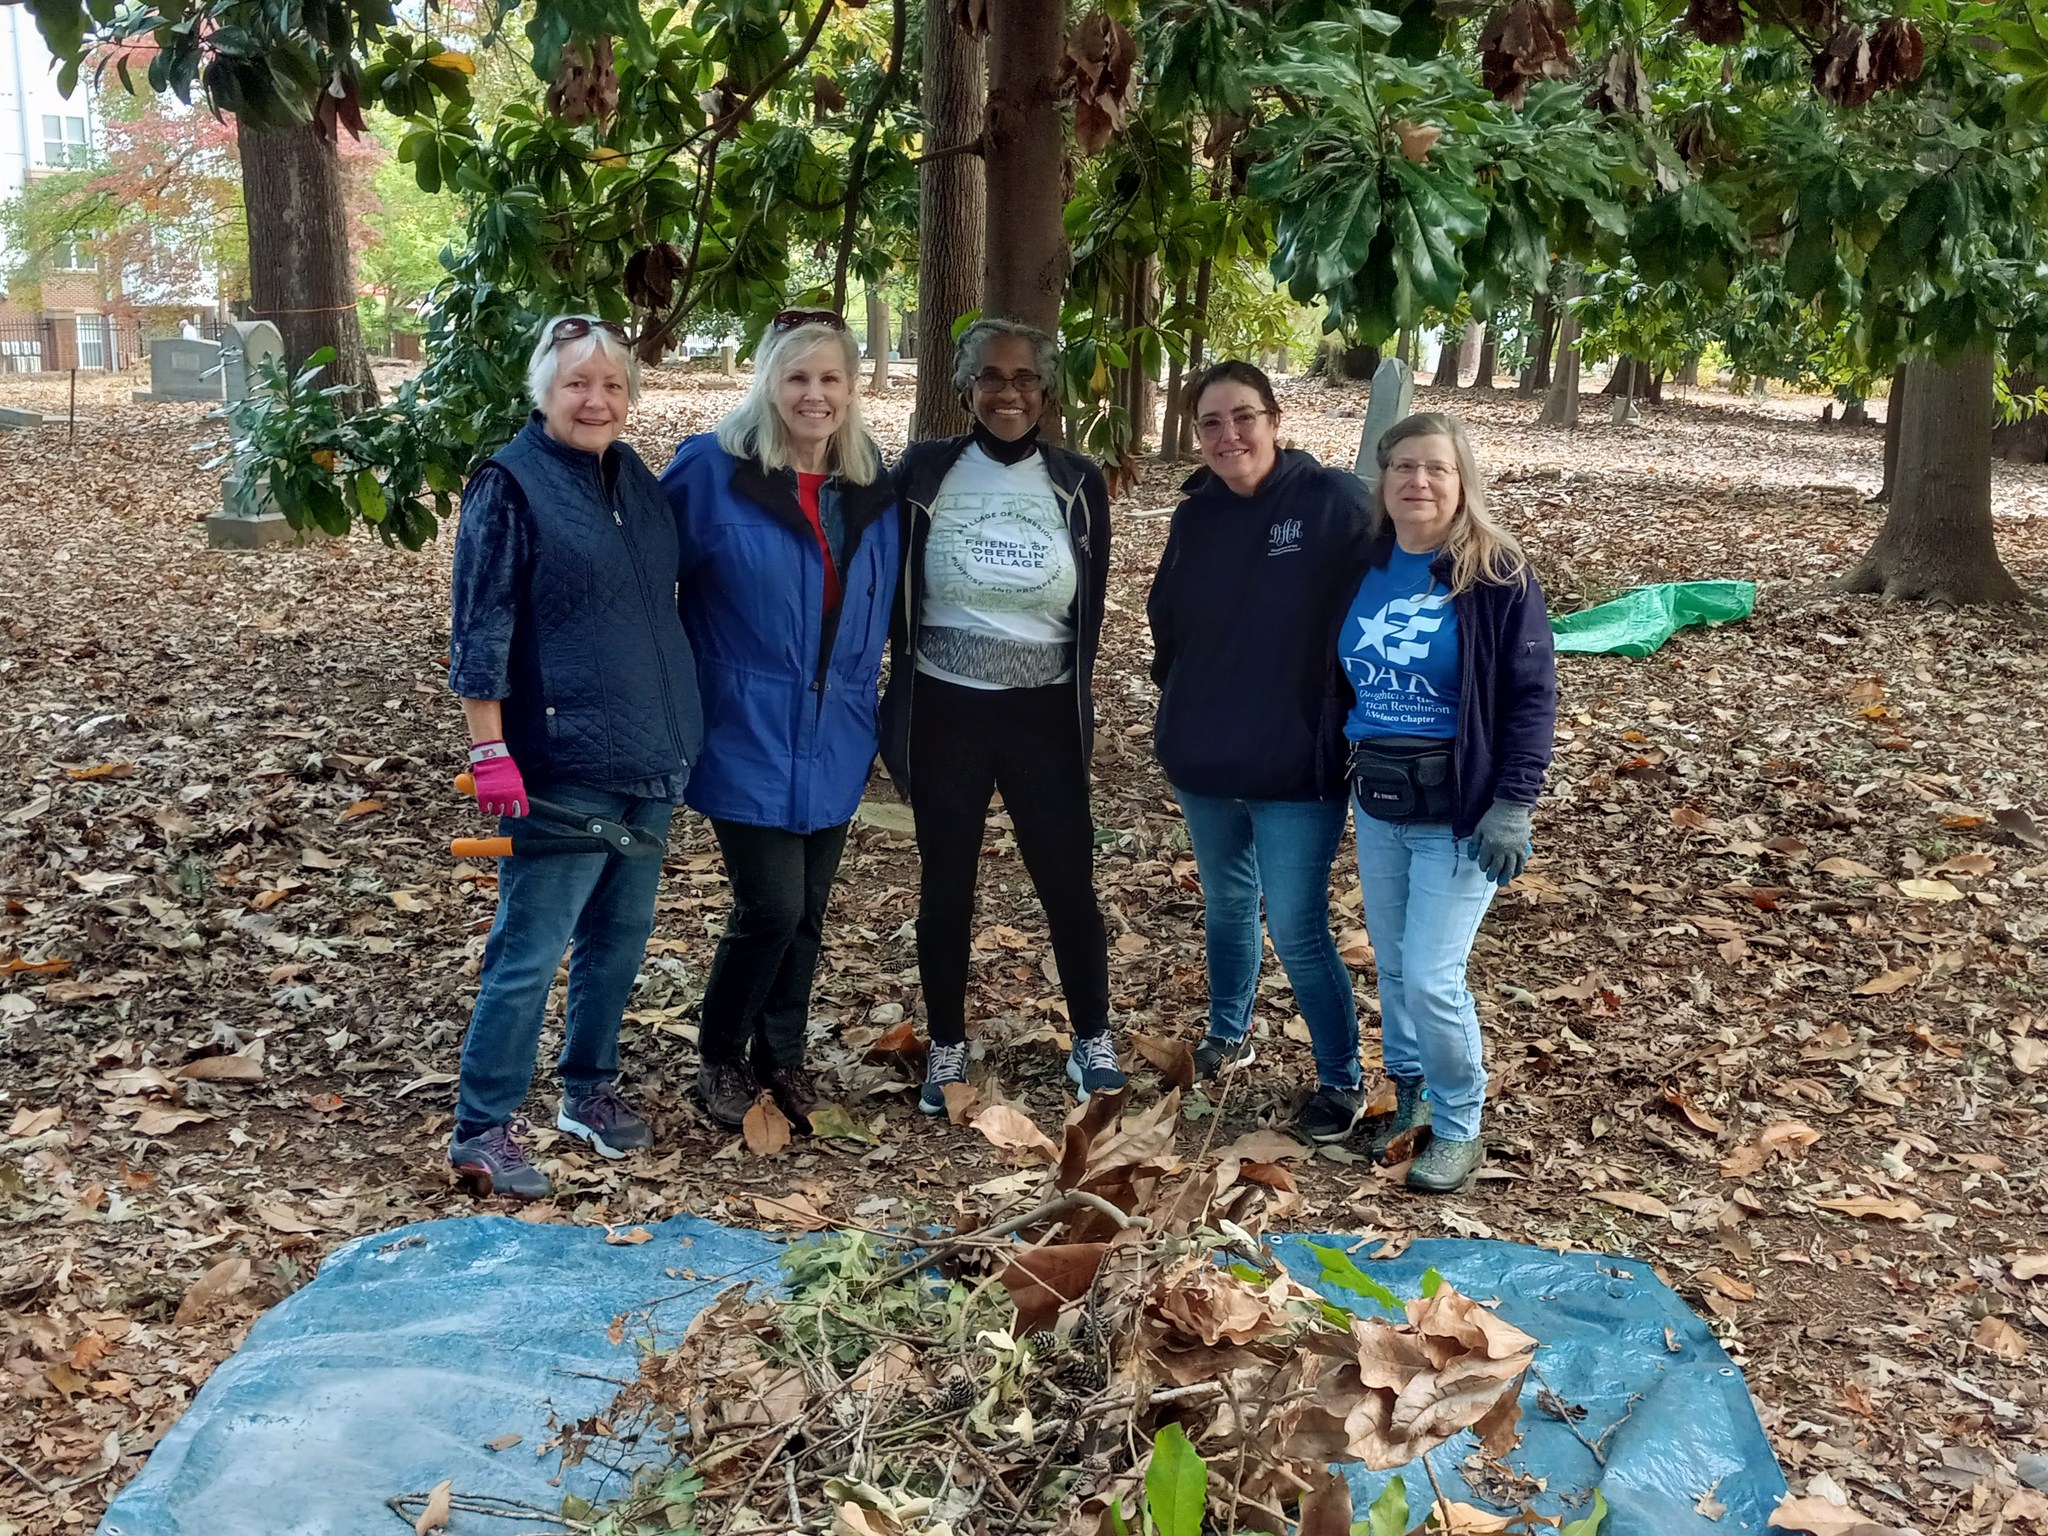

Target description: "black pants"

left=909, top=672, right=1110, bottom=1046
left=699, top=818, right=851, bottom=1069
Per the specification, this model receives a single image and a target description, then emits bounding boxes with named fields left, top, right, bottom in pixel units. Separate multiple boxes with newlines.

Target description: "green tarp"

left=1550, top=581, right=1756, bottom=657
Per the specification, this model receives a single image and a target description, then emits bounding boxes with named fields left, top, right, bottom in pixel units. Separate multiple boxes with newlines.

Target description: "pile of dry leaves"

left=582, top=1084, right=1551, bottom=1536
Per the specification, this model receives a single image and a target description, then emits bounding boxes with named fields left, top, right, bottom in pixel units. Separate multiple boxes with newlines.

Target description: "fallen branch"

left=869, top=1188, right=1148, bottom=1292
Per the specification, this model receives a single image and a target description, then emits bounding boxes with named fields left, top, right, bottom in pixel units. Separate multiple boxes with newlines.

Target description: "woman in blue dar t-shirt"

left=1336, top=411, right=1556, bottom=1194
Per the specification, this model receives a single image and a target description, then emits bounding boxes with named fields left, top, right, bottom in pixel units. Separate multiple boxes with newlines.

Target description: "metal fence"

left=0, top=314, right=154, bottom=373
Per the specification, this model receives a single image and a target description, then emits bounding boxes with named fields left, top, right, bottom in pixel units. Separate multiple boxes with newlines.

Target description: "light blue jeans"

left=1353, top=810, right=1497, bottom=1141
left=1175, top=790, right=1360, bottom=1091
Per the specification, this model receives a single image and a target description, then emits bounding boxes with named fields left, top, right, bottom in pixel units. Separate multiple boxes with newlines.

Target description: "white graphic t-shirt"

left=917, top=445, right=1078, bottom=690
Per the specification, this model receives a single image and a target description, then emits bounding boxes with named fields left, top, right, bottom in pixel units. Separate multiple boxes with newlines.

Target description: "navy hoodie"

left=1147, top=448, right=1373, bottom=800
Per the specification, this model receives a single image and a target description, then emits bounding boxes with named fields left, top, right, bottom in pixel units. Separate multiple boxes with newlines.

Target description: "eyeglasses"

left=551, top=317, right=630, bottom=347
left=1195, top=407, right=1270, bottom=441
left=1385, top=457, right=1460, bottom=481
left=772, top=308, right=849, bottom=334
left=973, top=370, right=1044, bottom=395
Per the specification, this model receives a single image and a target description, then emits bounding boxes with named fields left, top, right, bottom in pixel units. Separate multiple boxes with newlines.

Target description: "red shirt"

left=796, top=471, right=840, bottom=611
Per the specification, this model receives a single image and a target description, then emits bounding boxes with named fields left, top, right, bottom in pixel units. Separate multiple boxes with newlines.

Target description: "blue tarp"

left=99, top=1219, right=1786, bottom=1536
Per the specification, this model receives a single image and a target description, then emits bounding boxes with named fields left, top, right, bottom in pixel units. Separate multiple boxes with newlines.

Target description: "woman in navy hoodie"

left=1147, top=360, right=1374, bottom=1143
left=661, top=311, right=899, bottom=1133
left=1337, top=411, right=1554, bottom=1193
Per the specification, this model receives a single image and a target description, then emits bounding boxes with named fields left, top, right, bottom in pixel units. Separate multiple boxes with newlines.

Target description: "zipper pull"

left=612, top=507, right=623, bottom=527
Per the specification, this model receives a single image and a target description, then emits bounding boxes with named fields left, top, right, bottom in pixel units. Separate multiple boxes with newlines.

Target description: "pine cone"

left=1056, top=1353, right=1108, bottom=1393
left=932, top=1374, right=977, bottom=1415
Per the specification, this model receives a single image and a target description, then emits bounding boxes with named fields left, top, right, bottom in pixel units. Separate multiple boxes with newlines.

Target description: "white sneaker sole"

left=556, top=1110, right=631, bottom=1159
left=1066, top=1056, right=1128, bottom=1103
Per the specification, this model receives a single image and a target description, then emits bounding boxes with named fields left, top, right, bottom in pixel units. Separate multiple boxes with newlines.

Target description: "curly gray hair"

left=951, top=318, right=1060, bottom=399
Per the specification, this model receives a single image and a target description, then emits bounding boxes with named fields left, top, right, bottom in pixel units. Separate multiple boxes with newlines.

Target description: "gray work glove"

left=1467, top=800, right=1534, bottom=886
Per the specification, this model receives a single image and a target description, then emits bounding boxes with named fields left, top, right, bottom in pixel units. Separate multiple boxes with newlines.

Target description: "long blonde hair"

left=1372, top=412, right=1527, bottom=595
left=716, top=320, right=882, bottom=485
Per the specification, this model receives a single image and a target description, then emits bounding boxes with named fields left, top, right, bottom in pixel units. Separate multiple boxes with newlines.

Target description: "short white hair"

left=526, top=314, right=642, bottom=409
left=715, top=321, right=881, bottom=485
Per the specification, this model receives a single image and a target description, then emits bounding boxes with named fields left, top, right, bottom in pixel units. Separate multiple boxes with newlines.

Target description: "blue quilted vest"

left=489, top=416, right=705, bottom=790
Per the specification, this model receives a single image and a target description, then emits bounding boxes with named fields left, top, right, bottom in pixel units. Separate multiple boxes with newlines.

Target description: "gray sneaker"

left=1369, top=1077, right=1432, bottom=1164
left=1407, top=1136, right=1484, bottom=1194
left=920, top=1040, right=970, bottom=1115
left=449, top=1123, right=552, bottom=1200
left=1193, top=1032, right=1256, bottom=1080
left=1066, top=1032, right=1129, bottom=1101
left=557, top=1084, right=653, bottom=1159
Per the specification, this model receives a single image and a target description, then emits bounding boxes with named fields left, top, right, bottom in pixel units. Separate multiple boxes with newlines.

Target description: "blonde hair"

left=1372, top=412, right=1528, bottom=595
left=716, top=321, right=882, bottom=485
left=526, top=314, right=641, bottom=407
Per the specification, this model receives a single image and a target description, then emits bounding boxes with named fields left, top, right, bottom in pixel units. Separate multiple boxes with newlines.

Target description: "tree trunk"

left=1874, top=362, right=1907, bottom=503
left=912, top=0, right=984, bottom=440
left=1115, top=254, right=1155, bottom=453
left=1676, top=355, right=1699, bottom=388
left=1175, top=251, right=1217, bottom=458
left=1536, top=272, right=1581, bottom=427
left=1443, top=322, right=1483, bottom=390
left=1992, top=370, right=2048, bottom=463
left=982, top=0, right=1067, bottom=336
left=865, top=280, right=892, bottom=393
left=1471, top=328, right=1497, bottom=389
left=236, top=118, right=378, bottom=412
left=1520, top=289, right=1555, bottom=396
left=1842, top=350, right=2028, bottom=605
left=1159, top=273, right=1189, bottom=461
left=1603, top=356, right=1647, bottom=397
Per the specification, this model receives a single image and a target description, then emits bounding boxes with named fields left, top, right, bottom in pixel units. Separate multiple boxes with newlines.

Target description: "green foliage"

left=1304, top=1241, right=1406, bottom=1316
left=1356, top=1477, right=1409, bottom=1536
left=776, top=1231, right=1003, bottom=1369
left=1142, top=1424, right=1207, bottom=1536
left=1562, top=1489, right=1611, bottom=1534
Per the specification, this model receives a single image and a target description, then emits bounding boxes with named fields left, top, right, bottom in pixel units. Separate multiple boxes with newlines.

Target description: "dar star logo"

left=1354, top=592, right=1450, bottom=665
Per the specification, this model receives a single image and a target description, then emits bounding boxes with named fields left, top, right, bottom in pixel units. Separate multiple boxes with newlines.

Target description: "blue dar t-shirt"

left=1341, top=546, right=1460, bottom=740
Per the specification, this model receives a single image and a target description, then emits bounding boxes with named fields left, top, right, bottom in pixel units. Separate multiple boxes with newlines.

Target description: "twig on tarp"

left=384, top=1490, right=584, bottom=1529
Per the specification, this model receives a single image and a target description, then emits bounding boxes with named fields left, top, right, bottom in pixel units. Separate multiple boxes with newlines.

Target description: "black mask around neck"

left=971, top=418, right=1042, bottom=465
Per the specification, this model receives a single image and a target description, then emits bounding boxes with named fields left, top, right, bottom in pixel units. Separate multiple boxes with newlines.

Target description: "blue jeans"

left=1175, top=790, right=1359, bottom=1091
left=454, top=785, right=674, bottom=1138
left=1353, top=810, right=1497, bottom=1142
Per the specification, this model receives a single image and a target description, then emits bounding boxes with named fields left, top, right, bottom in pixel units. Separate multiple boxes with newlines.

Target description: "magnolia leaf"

left=1144, top=1424, right=1207, bottom=1536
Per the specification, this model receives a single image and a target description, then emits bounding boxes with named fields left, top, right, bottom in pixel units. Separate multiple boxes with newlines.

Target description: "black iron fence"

left=0, top=314, right=181, bottom=374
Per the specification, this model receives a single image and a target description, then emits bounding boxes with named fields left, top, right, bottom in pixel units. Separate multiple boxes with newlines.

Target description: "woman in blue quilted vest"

left=661, top=311, right=901, bottom=1134
left=445, top=314, right=705, bottom=1200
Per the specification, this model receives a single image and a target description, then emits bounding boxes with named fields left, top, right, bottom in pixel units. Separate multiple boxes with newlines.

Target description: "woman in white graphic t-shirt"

left=880, top=320, right=1122, bottom=1114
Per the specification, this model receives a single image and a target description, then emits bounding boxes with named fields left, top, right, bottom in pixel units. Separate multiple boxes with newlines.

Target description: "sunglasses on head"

left=771, top=308, right=848, bottom=335
left=550, top=317, right=631, bottom=347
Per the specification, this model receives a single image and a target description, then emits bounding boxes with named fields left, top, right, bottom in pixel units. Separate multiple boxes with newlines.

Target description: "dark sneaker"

left=920, top=1040, right=971, bottom=1116
left=1368, top=1077, right=1432, bottom=1164
left=449, top=1123, right=551, bottom=1201
left=1066, top=1033, right=1129, bottom=1102
left=757, top=1057, right=820, bottom=1132
left=1407, top=1135, right=1484, bottom=1194
left=1299, top=1083, right=1364, bottom=1144
left=1193, top=1032, right=1256, bottom=1081
left=697, top=1057, right=758, bottom=1131
left=557, top=1084, right=653, bottom=1159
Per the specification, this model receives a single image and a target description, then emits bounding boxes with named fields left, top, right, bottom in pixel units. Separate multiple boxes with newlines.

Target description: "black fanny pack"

left=1349, top=736, right=1455, bottom=824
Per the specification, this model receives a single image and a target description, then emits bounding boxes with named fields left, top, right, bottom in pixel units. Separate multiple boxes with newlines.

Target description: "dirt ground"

left=2, top=359, right=2046, bottom=1535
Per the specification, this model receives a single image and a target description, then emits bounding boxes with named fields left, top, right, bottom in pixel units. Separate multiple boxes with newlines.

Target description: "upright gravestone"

left=207, top=321, right=299, bottom=550
left=1351, top=356, right=1416, bottom=495
left=219, top=321, right=285, bottom=404
left=136, top=337, right=224, bottom=403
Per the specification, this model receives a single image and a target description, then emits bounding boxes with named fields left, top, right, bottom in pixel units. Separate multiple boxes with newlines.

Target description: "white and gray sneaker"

left=1066, top=1033, right=1129, bottom=1102
left=919, top=1039, right=971, bottom=1115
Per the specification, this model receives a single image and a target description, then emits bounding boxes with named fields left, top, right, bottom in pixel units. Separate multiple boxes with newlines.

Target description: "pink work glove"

left=468, top=741, right=529, bottom=818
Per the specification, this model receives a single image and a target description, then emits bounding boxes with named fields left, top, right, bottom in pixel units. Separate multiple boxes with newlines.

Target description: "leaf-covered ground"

left=2, top=364, right=2045, bottom=1535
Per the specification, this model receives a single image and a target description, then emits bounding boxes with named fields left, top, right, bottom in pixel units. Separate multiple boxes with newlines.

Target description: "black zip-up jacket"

left=879, top=434, right=1111, bottom=799
left=1147, top=448, right=1373, bottom=801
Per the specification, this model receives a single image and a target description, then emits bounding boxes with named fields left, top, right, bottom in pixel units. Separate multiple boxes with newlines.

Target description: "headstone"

left=719, top=342, right=737, bottom=377
left=207, top=321, right=298, bottom=550
left=219, top=320, right=285, bottom=404
left=141, top=337, right=224, bottom=402
left=1610, top=394, right=1641, bottom=426
left=1351, top=357, right=1416, bottom=484
left=0, top=406, right=43, bottom=429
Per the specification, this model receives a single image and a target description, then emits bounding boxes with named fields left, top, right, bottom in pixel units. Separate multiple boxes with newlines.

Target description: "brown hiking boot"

left=697, top=1056, right=758, bottom=1130
left=755, top=1055, right=819, bottom=1133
